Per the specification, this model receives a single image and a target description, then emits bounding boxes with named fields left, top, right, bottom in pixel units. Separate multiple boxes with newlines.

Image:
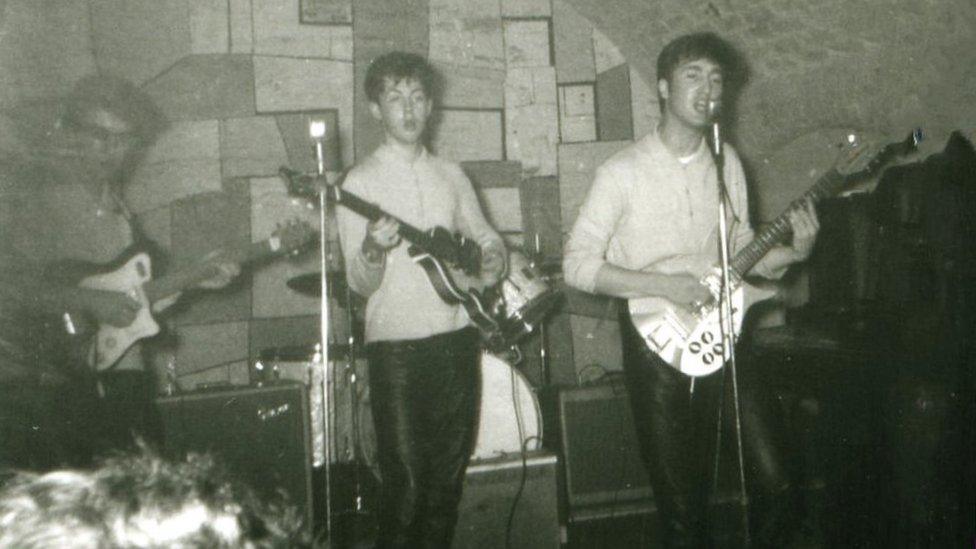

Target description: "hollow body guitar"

left=280, top=168, right=506, bottom=349
left=629, top=129, right=923, bottom=377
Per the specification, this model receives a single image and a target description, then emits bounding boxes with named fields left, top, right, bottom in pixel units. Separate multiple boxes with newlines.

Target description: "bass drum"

left=359, top=352, right=541, bottom=479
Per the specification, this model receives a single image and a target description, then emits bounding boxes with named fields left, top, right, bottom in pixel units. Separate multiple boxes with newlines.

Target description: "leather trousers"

left=366, top=327, right=480, bottom=549
left=619, top=310, right=792, bottom=548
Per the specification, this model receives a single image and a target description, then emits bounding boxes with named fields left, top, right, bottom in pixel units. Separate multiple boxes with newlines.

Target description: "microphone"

left=707, top=99, right=722, bottom=158
left=309, top=119, right=327, bottom=176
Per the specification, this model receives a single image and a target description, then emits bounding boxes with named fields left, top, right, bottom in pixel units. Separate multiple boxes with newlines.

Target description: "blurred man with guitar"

left=564, top=33, right=821, bottom=548
left=334, top=52, right=505, bottom=549
left=0, top=76, right=241, bottom=470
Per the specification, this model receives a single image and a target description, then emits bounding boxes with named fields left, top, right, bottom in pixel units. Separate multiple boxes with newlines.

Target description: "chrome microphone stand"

left=309, top=119, right=335, bottom=545
left=706, top=101, right=751, bottom=546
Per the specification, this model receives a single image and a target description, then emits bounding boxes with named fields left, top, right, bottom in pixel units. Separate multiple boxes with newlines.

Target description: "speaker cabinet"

left=156, top=383, right=313, bottom=529
left=558, top=379, right=652, bottom=519
left=453, top=451, right=561, bottom=549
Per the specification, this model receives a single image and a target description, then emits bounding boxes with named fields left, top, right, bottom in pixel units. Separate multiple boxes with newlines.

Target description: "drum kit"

left=256, top=249, right=562, bottom=482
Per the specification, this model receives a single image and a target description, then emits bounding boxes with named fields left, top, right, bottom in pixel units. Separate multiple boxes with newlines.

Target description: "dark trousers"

left=620, top=311, right=793, bottom=548
left=366, top=327, right=481, bottom=549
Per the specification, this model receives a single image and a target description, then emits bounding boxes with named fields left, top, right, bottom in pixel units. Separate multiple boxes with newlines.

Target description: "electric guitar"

left=629, top=129, right=923, bottom=377
left=60, top=220, right=315, bottom=371
left=279, top=167, right=507, bottom=348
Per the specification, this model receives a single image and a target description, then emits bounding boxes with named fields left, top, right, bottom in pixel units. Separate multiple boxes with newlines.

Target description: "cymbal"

left=286, top=271, right=347, bottom=297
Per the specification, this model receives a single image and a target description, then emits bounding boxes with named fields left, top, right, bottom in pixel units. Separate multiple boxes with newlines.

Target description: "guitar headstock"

left=271, top=219, right=317, bottom=255
left=835, top=128, right=924, bottom=180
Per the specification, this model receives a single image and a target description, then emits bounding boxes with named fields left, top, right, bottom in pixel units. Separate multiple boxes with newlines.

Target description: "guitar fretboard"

left=729, top=168, right=846, bottom=279
left=143, top=239, right=278, bottom=305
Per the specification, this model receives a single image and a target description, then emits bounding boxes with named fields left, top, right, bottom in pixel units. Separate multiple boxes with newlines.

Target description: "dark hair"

left=59, top=74, right=167, bottom=148
left=364, top=51, right=437, bottom=103
left=0, top=447, right=309, bottom=548
left=656, top=32, right=741, bottom=86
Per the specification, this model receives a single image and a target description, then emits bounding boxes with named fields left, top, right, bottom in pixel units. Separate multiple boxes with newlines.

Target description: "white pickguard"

left=628, top=282, right=775, bottom=377
left=79, top=252, right=159, bottom=371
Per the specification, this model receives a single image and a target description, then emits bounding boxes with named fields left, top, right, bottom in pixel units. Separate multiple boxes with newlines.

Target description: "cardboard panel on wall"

left=429, top=0, right=505, bottom=71
left=190, top=0, right=230, bottom=54
left=631, top=66, right=660, bottom=141
left=301, top=0, right=353, bottom=24
left=435, top=63, right=506, bottom=110
left=558, top=83, right=597, bottom=143
left=145, top=55, right=255, bottom=123
left=90, top=0, right=191, bottom=85
left=0, top=0, right=96, bottom=108
left=519, top=176, right=562, bottom=262
left=168, top=183, right=253, bottom=326
left=253, top=56, right=355, bottom=168
left=596, top=64, right=634, bottom=142
left=126, top=120, right=223, bottom=214
left=461, top=160, right=522, bottom=189
left=504, top=19, right=553, bottom=69
left=569, top=314, right=623, bottom=381
left=172, top=321, right=250, bottom=377
left=552, top=0, right=594, bottom=84
left=352, top=0, right=428, bottom=160
left=557, top=140, right=631, bottom=232
left=254, top=0, right=352, bottom=59
left=431, top=109, right=505, bottom=162
left=276, top=111, right=343, bottom=173
left=481, top=187, right=523, bottom=232
left=221, top=117, right=291, bottom=178
left=592, top=26, right=626, bottom=75
left=249, top=315, right=322, bottom=364
left=501, top=0, right=551, bottom=17
left=135, top=206, right=173, bottom=252
left=505, top=67, right=559, bottom=176
left=229, top=0, right=255, bottom=53
left=249, top=176, right=332, bottom=318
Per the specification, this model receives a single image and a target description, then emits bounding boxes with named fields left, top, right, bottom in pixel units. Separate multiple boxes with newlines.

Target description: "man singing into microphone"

left=563, top=33, right=819, bottom=547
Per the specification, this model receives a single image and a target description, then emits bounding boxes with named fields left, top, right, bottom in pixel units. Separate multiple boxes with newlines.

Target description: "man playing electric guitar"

left=563, top=33, right=820, bottom=548
left=0, top=76, right=240, bottom=470
left=334, top=52, right=506, bottom=549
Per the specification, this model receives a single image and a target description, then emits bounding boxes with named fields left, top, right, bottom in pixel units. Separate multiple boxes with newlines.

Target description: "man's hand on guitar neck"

left=363, top=216, right=401, bottom=264
left=478, top=243, right=506, bottom=286
left=196, top=252, right=241, bottom=290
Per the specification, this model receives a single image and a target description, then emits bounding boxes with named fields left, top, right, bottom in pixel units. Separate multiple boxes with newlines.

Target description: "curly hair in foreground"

left=0, top=447, right=310, bottom=548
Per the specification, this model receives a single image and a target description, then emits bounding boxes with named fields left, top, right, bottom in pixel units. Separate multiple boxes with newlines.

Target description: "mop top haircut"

left=655, top=32, right=745, bottom=112
left=0, top=447, right=309, bottom=548
left=364, top=51, right=438, bottom=103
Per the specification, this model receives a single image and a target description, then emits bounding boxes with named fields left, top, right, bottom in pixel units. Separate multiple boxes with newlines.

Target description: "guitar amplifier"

left=558, top=378, right=653, bottom=520
left=155, top=383, right=313, bottom=530
left=453, top=452, right=561, bottom=549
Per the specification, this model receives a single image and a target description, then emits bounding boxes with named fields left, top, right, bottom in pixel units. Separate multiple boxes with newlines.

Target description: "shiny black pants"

left=620, top=312, right=793, bottom=548
left=366, top=328, right=480, bottom=549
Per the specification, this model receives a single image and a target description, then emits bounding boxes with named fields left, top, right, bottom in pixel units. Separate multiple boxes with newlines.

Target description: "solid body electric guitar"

left=64, top=221, right=315, bottom=371
left=628, top=129, right=923, bottom=377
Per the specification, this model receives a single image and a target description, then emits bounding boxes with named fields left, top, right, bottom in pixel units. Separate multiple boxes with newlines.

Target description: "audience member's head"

left=0, top=447, right=309, bottom=548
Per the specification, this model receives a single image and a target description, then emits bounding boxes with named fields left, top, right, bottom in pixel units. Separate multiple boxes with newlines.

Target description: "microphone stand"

left=310, top=121, right=334, bottom=545
left=707, top=111, right=751, bottom=547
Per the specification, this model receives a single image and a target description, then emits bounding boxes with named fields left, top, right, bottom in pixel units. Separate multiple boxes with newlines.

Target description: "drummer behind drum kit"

left=254, top=247, right=562, bottom=478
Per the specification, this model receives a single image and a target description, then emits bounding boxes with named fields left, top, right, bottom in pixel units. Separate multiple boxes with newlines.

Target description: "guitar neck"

left=332, top=187, right=431, bottom=248
left=143, top=239, right=277, bottom=304
left=730, top=169, right=847, bottom=278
